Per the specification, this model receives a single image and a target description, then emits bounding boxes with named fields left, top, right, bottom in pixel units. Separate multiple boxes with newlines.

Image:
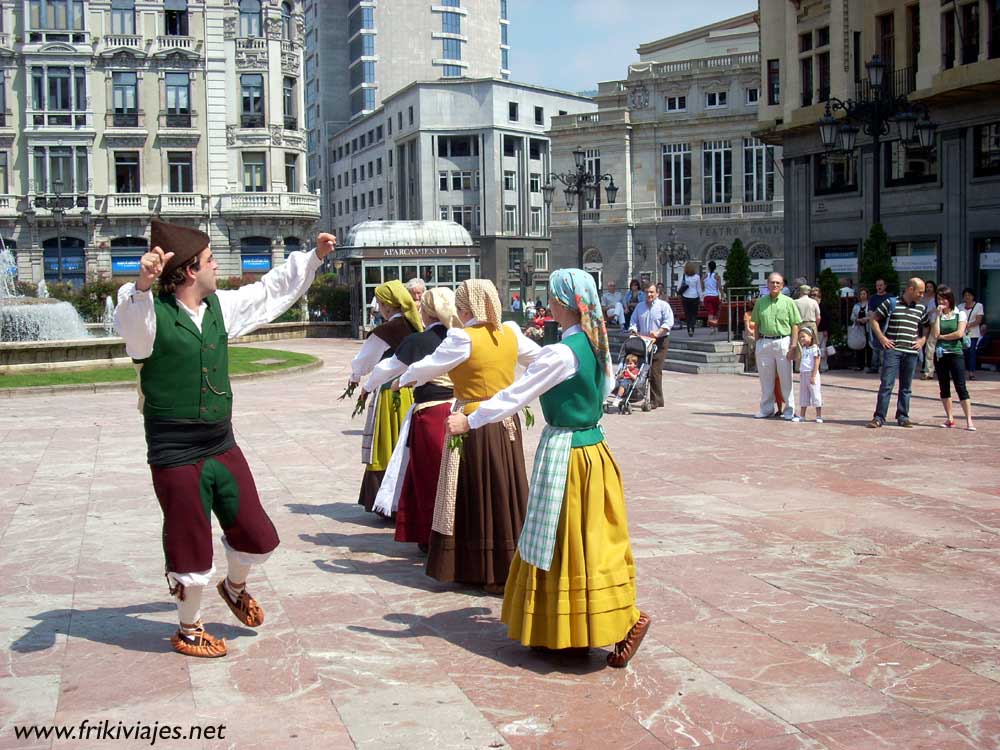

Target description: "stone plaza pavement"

left=2, top=337, right=999, bottom=750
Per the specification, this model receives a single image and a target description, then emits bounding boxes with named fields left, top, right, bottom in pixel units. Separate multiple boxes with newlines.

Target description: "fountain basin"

left=0, top=298, right=92, bottom=342
left=0, top=337, right=129, bottom=373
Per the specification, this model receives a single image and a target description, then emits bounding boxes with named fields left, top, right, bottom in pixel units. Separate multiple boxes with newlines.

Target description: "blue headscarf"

left=548, top=269, right=613, bottom=390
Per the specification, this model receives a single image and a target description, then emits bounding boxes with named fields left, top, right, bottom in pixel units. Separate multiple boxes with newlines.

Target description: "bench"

left=667, top=297, right=709, bottom=325
left=978, top=336, right=1000, bottom=368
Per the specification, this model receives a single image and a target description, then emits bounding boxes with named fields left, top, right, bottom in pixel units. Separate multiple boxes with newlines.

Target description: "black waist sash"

left=144, top=417, right=236, bottom=468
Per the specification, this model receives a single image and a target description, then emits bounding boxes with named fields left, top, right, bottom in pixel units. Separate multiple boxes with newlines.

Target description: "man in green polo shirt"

left=750, top=272, right=802, bottom=419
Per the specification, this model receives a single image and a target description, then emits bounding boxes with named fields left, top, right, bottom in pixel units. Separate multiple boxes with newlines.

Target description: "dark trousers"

left=681, top=296, right=700, bottom=334
left=873, top=349, right=919, bottom=425
left=937, top=352, right=970, bottom=401
left=964, top=339, right=979, bottom=374
left=649, top=335, right=668, bottom=407
left=855, top=344, right=872, bottom=370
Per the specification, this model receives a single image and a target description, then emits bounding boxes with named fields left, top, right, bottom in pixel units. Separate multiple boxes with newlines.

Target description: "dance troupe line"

left=114, top=219, right=650, bottom=668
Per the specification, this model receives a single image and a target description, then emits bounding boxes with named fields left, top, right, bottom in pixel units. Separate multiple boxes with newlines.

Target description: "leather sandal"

left=171, top=622, right=227, bottom=658
left=217, top=580, right=265, bottom=627
left=607, top=612, right=651, bottom=668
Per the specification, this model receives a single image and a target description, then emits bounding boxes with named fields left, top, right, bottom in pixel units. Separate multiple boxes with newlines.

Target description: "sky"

left=507, top=0, right=758, bottom=93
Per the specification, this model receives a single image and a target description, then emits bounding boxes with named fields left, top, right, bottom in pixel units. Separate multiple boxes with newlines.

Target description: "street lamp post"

left=542, top=148, right=619, bottom=269
left=656, top=227, right=688, bottom=295
left=816, top=54, right=937, bottom=226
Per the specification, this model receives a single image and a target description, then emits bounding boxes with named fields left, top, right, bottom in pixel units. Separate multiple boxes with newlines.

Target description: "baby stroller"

left=603, top=335, right=657, bottom=414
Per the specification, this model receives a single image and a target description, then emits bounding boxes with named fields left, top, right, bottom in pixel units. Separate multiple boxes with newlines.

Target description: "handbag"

left=847, top=322, right=866, bottom=351
left=677, top=277, right=689, bottom=295
left=962, top=333, right=972, bottom=350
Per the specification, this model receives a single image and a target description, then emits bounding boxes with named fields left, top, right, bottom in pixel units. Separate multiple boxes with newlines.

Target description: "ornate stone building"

left=4, top=0, right=319, bottom=287
left=548, top=13, right=785, bottom=294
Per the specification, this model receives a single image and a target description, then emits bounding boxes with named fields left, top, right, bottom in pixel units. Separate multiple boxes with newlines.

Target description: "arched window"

left=110, top=236, right=147, bottom=276
left=239, top=0, right=262, bottom=38
left=281, top=1, right=293, bottom=41
left=241, top=236, right=272, bottom=274
left=42, top=236, right=86, bottom=286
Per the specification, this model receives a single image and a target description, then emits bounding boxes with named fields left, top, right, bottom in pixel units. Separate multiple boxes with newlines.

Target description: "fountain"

left=102, top=295, right=115, bottom=336
left=0, top=248, right=92, bottom=342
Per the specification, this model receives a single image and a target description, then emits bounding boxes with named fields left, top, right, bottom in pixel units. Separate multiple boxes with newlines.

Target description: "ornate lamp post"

left=542, top=148, right=619, bottom=268
left=816, top=54, right=937, bottom=226
left=656, top=227, right=688, bottom=295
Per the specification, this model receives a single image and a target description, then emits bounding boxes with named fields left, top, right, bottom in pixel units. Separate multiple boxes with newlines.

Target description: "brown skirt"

left=357, top=469, right=385, bottom=513
left=426, top=415, right=528, bottom=586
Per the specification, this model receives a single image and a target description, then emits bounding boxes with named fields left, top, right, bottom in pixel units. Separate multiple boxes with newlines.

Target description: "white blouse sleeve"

left=216, top=249, right=323, bottom=339
left=113, top=282, right=157, bottom=360
left=350, top=334, right=390, bottom=381
left=399, top=328, right=471, bottom=387
left=467, top=343, right=577, bottom=430
left=504, top=320, right=543, bottom=367
left=364, top=354, right=407, bottom=392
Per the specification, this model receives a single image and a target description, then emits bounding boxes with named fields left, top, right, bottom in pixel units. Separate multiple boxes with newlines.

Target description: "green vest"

left=137, top=293, right=232, bottom=421
left=539, top=332, right=604, bottom=448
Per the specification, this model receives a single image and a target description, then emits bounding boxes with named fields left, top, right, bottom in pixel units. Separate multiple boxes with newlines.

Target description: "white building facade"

left=325, top=77, right=595, bottom=303
left=4, top=0, right=319, bottom=287
left=548, top=14, right=785, bottom=292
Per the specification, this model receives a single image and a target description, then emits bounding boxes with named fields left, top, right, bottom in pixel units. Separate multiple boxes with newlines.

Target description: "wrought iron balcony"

left=240, top=113, right=265, bottom=129
left=106, top=110, right=145, bottom=129
left=159, top=111, right=196, bottom=129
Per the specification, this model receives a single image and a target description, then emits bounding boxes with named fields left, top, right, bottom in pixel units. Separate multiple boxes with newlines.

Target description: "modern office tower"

left=304, top=0, right=510, bottom=228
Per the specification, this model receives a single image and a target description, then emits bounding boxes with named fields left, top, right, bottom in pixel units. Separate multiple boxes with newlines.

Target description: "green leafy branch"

left=523, top=406, right=535, bottom=428
left=351, top=394, right=367, bottom=418
left=446, top=434, right=466, bottom=456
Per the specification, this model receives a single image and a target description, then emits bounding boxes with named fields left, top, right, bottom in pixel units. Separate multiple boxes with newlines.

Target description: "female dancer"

left=364, top=288, right=462, bottom=548
left=446, top=269, right=649, bottom=668
left=349, top=279, right=422, bottom=512
left=400, top=279, right=539, bottom=592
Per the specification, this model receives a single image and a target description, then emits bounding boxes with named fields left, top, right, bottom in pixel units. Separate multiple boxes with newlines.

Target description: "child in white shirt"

left=794, top=326, right=823, bottom=423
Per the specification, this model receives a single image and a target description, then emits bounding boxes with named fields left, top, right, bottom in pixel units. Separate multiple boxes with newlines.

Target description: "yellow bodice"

left=451, top=324, right=517, bottom=414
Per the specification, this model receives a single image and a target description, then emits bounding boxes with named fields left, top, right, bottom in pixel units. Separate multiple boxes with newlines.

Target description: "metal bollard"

left=543, top=320, right=560, bottom=345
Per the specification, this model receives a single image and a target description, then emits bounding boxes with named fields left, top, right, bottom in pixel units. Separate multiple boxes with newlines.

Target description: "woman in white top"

left=702, top=260, right=722, bottom=333
left=679, top=261, right=703, bottom=337
left=960, top=287, right=985, bottom=379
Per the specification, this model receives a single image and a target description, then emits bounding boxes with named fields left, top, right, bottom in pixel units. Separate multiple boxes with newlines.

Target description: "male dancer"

left=115, top=218, right=336, bottom=656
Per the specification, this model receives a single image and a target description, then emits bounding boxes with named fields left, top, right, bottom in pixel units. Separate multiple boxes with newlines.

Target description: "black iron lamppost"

left=656, top=226, right=688, bottom=294
left=816, top=54, right=937, bottom=226
left=542, top=148, right=619, bottom=268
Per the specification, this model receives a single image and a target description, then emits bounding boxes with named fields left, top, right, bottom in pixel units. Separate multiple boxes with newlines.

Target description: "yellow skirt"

left=368, top=387, right=414, bottom=472
left=501, top=440, right=640, bottom=649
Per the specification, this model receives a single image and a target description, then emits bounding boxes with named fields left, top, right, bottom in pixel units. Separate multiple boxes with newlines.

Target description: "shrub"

left=76, top=279, right=123, bottom=322
left=859, top=223, right=899, bottom=295
left=723, top=238, right=753, bottom=290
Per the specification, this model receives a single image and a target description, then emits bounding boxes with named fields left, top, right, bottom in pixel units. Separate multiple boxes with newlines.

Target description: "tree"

left=817, top=266, right=844, bottom=344
left=723, top=238, right=752, bottom=290
left=859, top=223, right=898, bottom=295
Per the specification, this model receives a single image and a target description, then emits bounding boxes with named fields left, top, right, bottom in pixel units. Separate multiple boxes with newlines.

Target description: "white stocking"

left=177, top=585, right=204, bottom=629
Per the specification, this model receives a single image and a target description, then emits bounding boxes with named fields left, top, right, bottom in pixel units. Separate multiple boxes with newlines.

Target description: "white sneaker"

left=815, top=418, right=824, bottom=424
left=783, top=412, right=795, bottom=421
left=753, top=412, right=771, bottom=419
left=791, top=416, right=802, bottom=423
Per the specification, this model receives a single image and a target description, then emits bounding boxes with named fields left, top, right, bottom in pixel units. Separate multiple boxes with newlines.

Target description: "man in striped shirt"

left=867, top=278, right=930, bottom=428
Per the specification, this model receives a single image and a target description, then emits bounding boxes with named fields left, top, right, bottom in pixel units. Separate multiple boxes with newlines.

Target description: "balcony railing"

left=628, top=51, right=759, bottom=77
left=0, top=33, right=10, bottom=48
left=0, top=195, right=19, bottom=215
left=855, top=66, right=917, bottom=102
left=159, top=193, right=205, bottom=213
left=284, top=115, right=298, bottom=130
left=240, top=113, right=265, bottom=128
left=106, top=110, right=145, bottom=128
left=31, top=194, right=90, bottom=211
left=103, top=33, right=144, bottom=49
left=159, top=111, right=196, bottom=129
left=106, top=194, right=150, bottom=213
left=27, top=29, right=88, bottom=44
left=703, top=203, right=732, bottom=216
left=29, top=110, right=92, bottom=128
left=660, top=206, right=692, bottom=218
left=0, top=110, right=11, bottom=128
left=743, top=201, right=774, bottom=215
left=156, top=35, right=194, bottom=50
left=220, top=192, right=321, bottom=216
left=236, top=37, right=268, bottom=51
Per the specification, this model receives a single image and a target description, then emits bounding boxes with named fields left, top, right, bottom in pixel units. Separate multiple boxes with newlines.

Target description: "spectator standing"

left=406, top=278, right=426, bottom=306
left=511, top=293, right=521, bottom=314
left=850, top=288, right=872, bottom=371
left=628, top=283, right=674, bottom=409
left=793, top=325, right=823, bottom=423
left=933, top=285, right=975, bottom=430
left=750, top=273, right=801, bottom=420
left=812, top=287, right=832, bottom=372
left=839, top=278, right=855, bottom=297
left=959, top=288, right=984, bottom=379
left=623, top=279, right=642, bottom=328
left=703, top=261, right=722, bottom=334
left=679, top=261, right=703, bottom=337
left=867, top=278, right=891, bottom=372
left=794, top=285, right=820, bottom=328
left=867, top=278, right=930, bottom=429
left=920, top=280, right=938, bottom=380
left=602, top=281, right=624, bottom=329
